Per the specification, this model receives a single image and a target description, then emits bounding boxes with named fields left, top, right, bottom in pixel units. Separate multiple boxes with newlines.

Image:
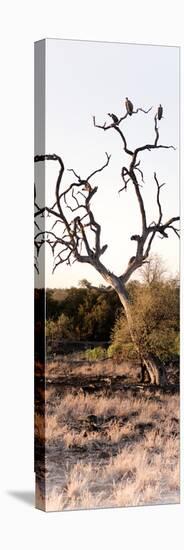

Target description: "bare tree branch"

left=93, top=116, right=133, bottom=156
left=87, top=152, right=111, bottom=180
left=34, top=103, right=179, bottom=291
left=34, top=152, right=112, bottom=274
left=130, top=114, right=176, bottom=168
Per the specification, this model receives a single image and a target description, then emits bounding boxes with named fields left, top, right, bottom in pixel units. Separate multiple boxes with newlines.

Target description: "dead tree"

left=34, top=102, right=179, bottom=386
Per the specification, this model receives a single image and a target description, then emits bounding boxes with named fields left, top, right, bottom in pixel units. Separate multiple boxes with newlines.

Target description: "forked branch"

left=35, top=102, right=179, bottom=290
left=34, top=152, right=112, bottom=275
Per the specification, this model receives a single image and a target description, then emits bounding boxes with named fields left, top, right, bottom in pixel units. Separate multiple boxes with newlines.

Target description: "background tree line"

left=45, top=279, right=121, bottom=342
left=38, top=258, right=179, bottom=363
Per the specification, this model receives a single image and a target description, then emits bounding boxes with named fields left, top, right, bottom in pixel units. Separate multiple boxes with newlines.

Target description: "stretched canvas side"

left=34, top=38, right=180, bottom=512
left=34, top=39, right=46, bottom=511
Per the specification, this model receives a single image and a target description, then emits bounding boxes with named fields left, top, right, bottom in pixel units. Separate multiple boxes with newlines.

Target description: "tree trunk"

left=115, top=283, right=166, bottom=386
left=141, top=353, right=167, bottom=386
left=95, top=268, right=166, bottom=386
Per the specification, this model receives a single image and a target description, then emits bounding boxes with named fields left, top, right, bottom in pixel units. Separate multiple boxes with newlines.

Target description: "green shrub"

left=110, top=279, right=179, bottom=362
left=85, top=346, right=107, bottom=361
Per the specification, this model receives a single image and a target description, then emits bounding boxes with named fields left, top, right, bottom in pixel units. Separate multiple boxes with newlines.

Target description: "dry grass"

left=43, top=358, right=139, bottom=381
left=36, top=431, right=179, bottom=511
left=35, top=359, right=179, bottom=512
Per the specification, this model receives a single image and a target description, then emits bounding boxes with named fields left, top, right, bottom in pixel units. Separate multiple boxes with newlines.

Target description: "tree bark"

left=94, top=268, right=165, bottom=386
left=141, top=353, right=167, bottom=386
left=92, top=266, right=166, bottom=386
left=114, top=282, right=166, bottom=386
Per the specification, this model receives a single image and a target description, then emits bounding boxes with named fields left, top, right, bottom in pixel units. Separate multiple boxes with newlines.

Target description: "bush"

left=107, top=342, right=136, bottom=361
left=110, top=279, right=179, bottom=362
left=85, top=346, right=107, bottom=361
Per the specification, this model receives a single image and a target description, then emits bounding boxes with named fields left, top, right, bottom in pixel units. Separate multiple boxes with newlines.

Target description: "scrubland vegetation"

left=35, top=358, right=179, bottom=511
left=35, top=262, right=180, bottom=512
left=43, top=272, right=179, bottom=364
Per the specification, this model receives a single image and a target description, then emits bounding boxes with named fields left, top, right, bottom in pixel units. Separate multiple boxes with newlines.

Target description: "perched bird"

left=157, top=104, right=163, bottom=120
left=125, top=97, right=133, bottom=116
left=107, top=113, right=119, bottom=125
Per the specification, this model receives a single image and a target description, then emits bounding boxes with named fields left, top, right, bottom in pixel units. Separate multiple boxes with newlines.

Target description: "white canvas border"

left=0, top=1, right=184, bottom=549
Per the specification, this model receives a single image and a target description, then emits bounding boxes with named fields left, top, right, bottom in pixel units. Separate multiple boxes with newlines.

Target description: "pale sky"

left=35, top=39, right=180, bottom=288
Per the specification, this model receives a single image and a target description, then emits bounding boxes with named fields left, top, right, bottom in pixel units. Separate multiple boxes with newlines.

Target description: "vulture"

left=125, top=97, right=133, bottom=116
left=157, top=104, right=163, bottom=120
left=108, top=113, right=119, bottom=125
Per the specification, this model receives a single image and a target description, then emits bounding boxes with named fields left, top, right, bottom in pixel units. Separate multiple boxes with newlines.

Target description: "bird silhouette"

left=107, top=113, right=119, bottom=124
left=125, top=97, right=133, bottom=115
left=157, top=104, right=163, bottom=120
